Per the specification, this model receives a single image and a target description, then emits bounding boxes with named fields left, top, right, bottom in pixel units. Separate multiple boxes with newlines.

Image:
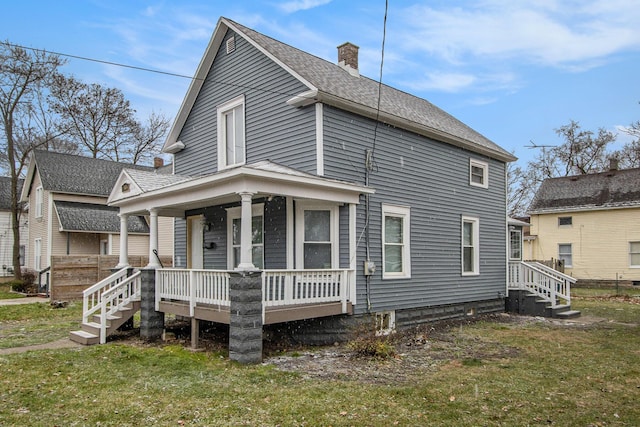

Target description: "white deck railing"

left=508, top=261, right=576, bottom=307
left=81, top=268, right=142, bottom=344
left=155, top=268, right=353, bottom=316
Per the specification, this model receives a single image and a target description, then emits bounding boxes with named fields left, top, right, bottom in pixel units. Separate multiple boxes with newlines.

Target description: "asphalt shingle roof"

left=0, top=177, right=23, bottom=210
left=54, top=201, right=149, bottom=233
left=227, top=18, right=514, bottom=161
left=528, top=167, right=640, bottom=213
left=33, top=151, right=156, bottom=196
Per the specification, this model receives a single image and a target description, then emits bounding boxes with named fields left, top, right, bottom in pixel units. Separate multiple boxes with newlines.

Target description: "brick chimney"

left=154, top=157, right=164, bottom=169
left=337, top=42, right=359, bottom=77
left=609, top=157, right=619, bottom=171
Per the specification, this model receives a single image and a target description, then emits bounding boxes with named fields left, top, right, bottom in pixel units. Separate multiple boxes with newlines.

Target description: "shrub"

left=348, top=333, right=396, bottom=359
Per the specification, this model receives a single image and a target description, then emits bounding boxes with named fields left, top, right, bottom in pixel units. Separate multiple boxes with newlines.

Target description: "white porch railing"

left=156, top=269, right=230, bottom=316
left=81, top=268, right=142, bottom=344
left=508, top=261, right=576, bottom=307
left=155, top=268, right=353, bottom=318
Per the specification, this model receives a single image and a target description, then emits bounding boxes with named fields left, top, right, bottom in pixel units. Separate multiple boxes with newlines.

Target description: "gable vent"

left=226, top=36, right=236, bottom=54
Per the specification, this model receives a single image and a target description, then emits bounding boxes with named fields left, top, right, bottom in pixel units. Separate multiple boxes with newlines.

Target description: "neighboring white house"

left=0, top=177, right=27, bottom=277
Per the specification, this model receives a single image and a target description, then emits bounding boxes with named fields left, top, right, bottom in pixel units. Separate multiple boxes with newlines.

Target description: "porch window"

left=509, top=230, right=522, bottom=260
left=34, top=238, right=42, bottom=270
left=35, top=186, right=43, bottom=218
left=227, top=204, right=264, bottom=269
left=462, top=216, right=480, bottom=275
left=296, top=202, right=338, bottom=269
left=558, top=243, right=572, bottom=268
left=630, top=242, right=640, bottom=267
left=469, top=159, right=488, bottom=188
left=382, top=204, right=411, bottom=279
left=217, top=95, right=245, bottom=169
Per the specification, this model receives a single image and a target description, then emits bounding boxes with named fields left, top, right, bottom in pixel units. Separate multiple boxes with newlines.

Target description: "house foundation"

left=228, top=271, right=263, bottom=364
left=140, top=268, right=164, bottom=341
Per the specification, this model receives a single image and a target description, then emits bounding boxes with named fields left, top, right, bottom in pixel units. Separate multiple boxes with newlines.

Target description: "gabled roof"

left=163, top=17, right=516, bottom=163
left=20, top=151, right=158, bottom=201
left=528, top=167, right=640, bottom=214
left=0, top=177, right=23, bottom=210
left=54, top=201, right=149, bottom=233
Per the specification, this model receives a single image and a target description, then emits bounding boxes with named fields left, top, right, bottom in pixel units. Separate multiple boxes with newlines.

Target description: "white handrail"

left=508, top=261, right=574, bottom=307
left=82, top=268, right=130, bottom=325
left=97, top=271, right=142, bottom=343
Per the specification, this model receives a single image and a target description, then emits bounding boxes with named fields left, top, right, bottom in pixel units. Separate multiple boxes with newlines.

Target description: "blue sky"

left=3, top=0, right=640, bottom=167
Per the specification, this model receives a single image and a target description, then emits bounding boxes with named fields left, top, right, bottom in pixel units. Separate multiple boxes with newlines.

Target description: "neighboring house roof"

left=0, top=177, right=23, bottom=210
left=163, top=17, right=516, bottom=163
left=54, top=201, right=149, bottom=233
left=20, top=151, right=168, bottom=201
left=528, top=167, right=640, bottom=214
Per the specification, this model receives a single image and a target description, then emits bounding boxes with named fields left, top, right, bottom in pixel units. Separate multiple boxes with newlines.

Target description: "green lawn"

left=0, top=281, right=25, bottom=299
left=0, top=292, right=638, bottom=426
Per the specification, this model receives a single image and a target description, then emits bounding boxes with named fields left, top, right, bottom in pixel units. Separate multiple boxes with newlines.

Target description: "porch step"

left=69, top=329, right=99, bottom=345
left=554, top=309, right=582, bottom=319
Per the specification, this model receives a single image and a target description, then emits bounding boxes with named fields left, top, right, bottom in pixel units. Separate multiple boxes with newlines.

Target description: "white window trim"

left=382, top=204, right=411, bottom=279
left=226, top=203, right=264, bottom=270
left=509, top=229, right=522, bottom=261
left=217, top=94, right=246, bottom=170
left=558, top=243, right=573, bottom=268
left=295, top=201, right=339, bottom=270
left=461, top=215, right=480, bottom=276
left=469, top=159, right=489, bottom=189
left=35, top=186, right=43, bottom=218
left=630, top=241, right=640, bottom=268
left=558, top=216, right=573, bottom=227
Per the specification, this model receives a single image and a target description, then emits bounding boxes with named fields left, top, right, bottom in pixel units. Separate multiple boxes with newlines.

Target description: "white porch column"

left=237, top=191, right=256, bottom=270
left=146, top=208, right=161, bottom=269
left=116, top=213, right=130, bottom=268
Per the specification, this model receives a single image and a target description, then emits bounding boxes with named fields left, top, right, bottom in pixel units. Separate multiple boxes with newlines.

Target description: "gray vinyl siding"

left=174, top=218, right=187, bottom=268
left=264, top=197, right=287, bottom=269
left=203, top=206, right=228, bottom=269
left=323, top=106, right=507, bottom=314
left=174, top=29, right=317, bottom=176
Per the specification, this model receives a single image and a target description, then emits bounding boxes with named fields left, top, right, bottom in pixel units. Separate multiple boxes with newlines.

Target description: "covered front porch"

left=98, top=161, right=373, bottom=360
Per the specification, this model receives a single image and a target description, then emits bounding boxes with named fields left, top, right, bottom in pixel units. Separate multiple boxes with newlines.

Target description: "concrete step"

left=554, top=309, right=581, bottom=319
left=69, top=329, right=99, bottom=345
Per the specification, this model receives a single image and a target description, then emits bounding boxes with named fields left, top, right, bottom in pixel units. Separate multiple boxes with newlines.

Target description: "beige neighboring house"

left=527, top=163, right=640, bottom=285
left=20, top=151, right=174, bottom=274
left=0, top=177, right=27, bottom=277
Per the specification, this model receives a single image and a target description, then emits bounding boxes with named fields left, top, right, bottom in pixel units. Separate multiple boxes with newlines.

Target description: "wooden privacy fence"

left=50, top=255, right=173, bottom=301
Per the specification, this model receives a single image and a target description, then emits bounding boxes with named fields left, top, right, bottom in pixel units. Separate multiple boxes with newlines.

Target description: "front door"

left=187, top=215, right=204, bottom=269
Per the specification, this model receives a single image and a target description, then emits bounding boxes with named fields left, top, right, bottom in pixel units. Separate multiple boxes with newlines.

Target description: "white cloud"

left=397, top=0, right=640, bottom=70
left=278, top=0, right=332, bottom=14
left=407, top=71, right=477, bottom=92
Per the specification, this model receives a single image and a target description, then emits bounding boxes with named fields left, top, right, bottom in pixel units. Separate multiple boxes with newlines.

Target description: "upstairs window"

left=35, top=186, right=43, bottom=218
left=469, top=159, right=488, bottom=188
left=217, top=95, right=245, bottom=169
left=558, top=216, right=572, bottom=226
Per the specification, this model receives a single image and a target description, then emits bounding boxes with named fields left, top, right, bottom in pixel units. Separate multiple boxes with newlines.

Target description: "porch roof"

left=108, top=160, right=373, bottom=216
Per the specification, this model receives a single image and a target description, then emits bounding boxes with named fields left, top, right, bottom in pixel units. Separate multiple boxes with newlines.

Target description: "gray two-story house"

left=78, top=17, right=517, bottom=355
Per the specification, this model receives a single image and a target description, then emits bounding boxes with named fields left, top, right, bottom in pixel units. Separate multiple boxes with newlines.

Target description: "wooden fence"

left=49, top=255, right=173, bottom=301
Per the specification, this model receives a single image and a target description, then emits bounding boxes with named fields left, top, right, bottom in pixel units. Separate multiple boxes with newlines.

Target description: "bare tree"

left=616, top=120, right=640, bottom=168
left=49, top=75, right=169, bottom=164
left=0, top=41, right=64, bottom=279
left=509, top=120, right=617, bottom=216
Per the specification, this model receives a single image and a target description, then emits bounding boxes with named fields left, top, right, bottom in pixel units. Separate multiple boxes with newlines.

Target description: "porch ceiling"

left=109, top=161, right=373, bottom=216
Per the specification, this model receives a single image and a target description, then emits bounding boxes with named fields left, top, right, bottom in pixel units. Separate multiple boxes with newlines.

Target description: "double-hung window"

left=469, top=159, right=488, bottom=188
left=558, top=243, right=572, bottom=268
left=630, top=242, right=640, bottom=267
left=295, top=202, right=338, bottom=269
left=382, top=204, right=411, bottom=279
left=34, top=238, right=42, bottom=270
left=35, top=186, right=43, bottom=218
left=217, top=95, right=245, bottom=169
left=227, top=204, right=264, bottom=269
left=462, top=216, right=480, bottom=275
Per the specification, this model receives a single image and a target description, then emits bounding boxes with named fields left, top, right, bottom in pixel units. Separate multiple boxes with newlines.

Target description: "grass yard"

left=0, top=292, right=639, bottom=426
left=0, top=280, right=25, bottom=299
